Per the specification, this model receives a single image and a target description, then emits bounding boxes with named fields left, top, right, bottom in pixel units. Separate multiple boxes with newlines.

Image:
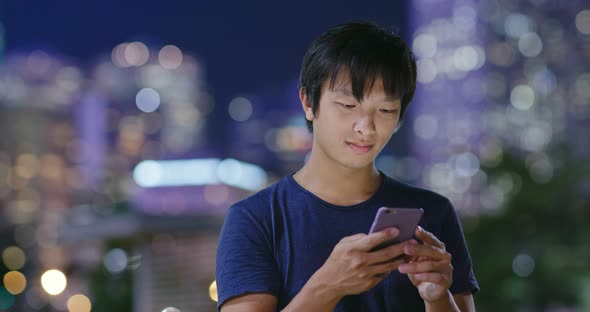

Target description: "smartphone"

left=368, top=207, right=424, bottom=251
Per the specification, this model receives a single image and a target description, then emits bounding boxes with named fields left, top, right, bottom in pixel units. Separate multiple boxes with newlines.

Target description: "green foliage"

left=89, top=240, right=133, bottom=312
left=467, top=147, right=590, bottom=311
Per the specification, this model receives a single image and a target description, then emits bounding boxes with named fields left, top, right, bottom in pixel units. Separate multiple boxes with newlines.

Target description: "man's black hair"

left=299, top=21, right=417, bottom=132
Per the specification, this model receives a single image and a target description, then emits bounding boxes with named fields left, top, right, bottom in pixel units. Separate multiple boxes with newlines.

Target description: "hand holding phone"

left=368, top=207, right=424, bottom=251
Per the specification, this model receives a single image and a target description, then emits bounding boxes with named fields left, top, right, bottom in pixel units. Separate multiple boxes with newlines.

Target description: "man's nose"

left=353, top=114, right=376, bottom=136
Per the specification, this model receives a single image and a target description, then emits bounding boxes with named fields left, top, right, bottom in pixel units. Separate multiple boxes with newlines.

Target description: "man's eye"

left=338, top=103, right=356, bottom=109
left=380, top=109, right=398, bottom=114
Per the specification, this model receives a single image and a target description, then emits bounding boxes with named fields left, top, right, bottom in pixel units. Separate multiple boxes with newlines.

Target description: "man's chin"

left=339, top=159, right=375, bottom=171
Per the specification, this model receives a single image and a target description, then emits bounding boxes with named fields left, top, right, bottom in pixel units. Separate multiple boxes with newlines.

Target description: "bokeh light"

left=3, top=271, right=27, bottom=295
left=575, top=10, right=590, bottom=34
left=512, top=253, right=535, bottom=277
left=133, top=160, right=162, bottom=187
left=453, top=45, right=485, bottom=71
left=452, top=152, right=480, bottom=178
left=216, top=158, right=267, bottom=191
left=136, top=88, right=161, bottom=112
left=209, top=280, right=218, bottom=302
left=103, top=248, right=128, bottom=274
left=16, top=153, right=39, bottom=179
left=518, top=32, right=543, bottom=57
left=112, top=43, right=130, bottom=67
left=124, top=41, right=150, bottom=66
left=228, top=97, right=253, bottom=122
left=504, top=13, right=532, bottom=39
left=26, top=50, right=53, bottom=77
left=40, top=269, right=67, bottom=295
left=452, top=4, right=476, bottom=32
left=510, top=85, right=535, bottom=111
left=67, top=294, right=92, bottom=312
left=412, top=33, right=437, bottom=58
left=158, top=45, right=183, bottom=69
left=416, top=59, right=437, bottom=83
left=2, top=246, right=26, bottom=270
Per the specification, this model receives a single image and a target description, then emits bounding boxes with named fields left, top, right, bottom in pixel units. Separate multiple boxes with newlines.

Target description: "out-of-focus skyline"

left=0, top=0, right=408, bottom=101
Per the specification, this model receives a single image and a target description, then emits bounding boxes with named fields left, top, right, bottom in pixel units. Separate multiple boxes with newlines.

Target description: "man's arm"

left=220, top=293, right=277, bottom=312
left=420, top=291, right=475, bottom=312
left=454, top=292, right=476, bottom=312
left=221, top=228, right=410, bottom=312
left=220, top=291, right=476, bottom=312
left=216, top=203, right=282, bottom=312
left=219, top=280, right=340, bottom=312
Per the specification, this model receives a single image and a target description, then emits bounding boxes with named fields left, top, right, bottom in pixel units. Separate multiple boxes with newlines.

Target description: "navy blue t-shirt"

left=216, top=173, right=479, bottom=311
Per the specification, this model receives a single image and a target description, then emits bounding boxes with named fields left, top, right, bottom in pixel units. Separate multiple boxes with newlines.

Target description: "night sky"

left=1, top=0, right=409, bottom=102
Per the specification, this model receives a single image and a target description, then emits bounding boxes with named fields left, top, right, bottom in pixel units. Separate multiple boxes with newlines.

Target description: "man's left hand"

left=397, top=226, right=453, bottom=303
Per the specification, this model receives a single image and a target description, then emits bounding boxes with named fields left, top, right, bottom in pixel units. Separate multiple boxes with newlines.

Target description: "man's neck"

left=293, top=151, right=382, bottom=206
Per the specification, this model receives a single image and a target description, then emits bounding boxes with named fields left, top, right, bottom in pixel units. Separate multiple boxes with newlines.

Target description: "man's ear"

left=299, top=88, right=315, bottom=121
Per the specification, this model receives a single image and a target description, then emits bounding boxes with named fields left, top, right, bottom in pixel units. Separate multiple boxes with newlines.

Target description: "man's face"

left=303, top=74, right=401, bottom=170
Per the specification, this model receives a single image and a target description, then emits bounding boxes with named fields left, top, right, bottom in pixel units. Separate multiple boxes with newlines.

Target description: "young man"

left=216, top=21, right=479, bottom=311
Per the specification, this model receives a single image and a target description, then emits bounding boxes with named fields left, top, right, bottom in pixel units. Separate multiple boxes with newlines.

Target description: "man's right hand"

left=307, top=228, right=414, bottom=299
left=223, top=230, right=412, bottom=312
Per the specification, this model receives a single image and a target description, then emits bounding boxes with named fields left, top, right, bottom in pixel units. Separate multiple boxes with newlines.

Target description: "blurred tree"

left=467, top=145, right=590, bottom=311
left=89, top=239, right=133, bottom=312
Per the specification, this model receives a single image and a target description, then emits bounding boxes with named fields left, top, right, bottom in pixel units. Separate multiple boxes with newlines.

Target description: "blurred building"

left=0, top=45, right=272, bottom=311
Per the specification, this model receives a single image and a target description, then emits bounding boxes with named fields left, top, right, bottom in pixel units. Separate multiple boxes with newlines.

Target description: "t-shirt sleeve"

left=440, top=200, right=480, bottom=294
left=215, top=203, right=281, bottom=310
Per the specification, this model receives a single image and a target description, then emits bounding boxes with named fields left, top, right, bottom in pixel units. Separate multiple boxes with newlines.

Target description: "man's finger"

left=368, top=241, right=412, bottom=265
left=415, top=226, right=445, bottom=250
left=409, top=272, right=448, bottom=284
left=357, top=228, right=399, bottom=251
left=367, top=257, right=406, bottom=276
left=398, top=260, right=452, bottom=274
left=403, top=242, right=451, bottom=261
left=341, top=233, right=369, bottom=242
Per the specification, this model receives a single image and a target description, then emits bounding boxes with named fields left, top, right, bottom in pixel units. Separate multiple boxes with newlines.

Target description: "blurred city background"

left=0, top=0, right=589, bottom=311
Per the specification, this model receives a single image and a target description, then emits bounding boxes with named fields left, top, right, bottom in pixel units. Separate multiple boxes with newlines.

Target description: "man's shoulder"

left=382, top=174, right=451, bottom=206
left=228, top=175, right=291, bottom=213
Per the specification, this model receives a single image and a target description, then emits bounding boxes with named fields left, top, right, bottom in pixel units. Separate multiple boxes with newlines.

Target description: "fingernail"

left=418, top=226, right=423, bottom=231
left=408, top=239, right=418, bottom=245
left=390, top=228, right=399, bottom=235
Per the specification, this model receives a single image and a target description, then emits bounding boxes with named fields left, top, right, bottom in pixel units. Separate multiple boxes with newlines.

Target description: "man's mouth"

left=346, top=142, right=374, bottom=153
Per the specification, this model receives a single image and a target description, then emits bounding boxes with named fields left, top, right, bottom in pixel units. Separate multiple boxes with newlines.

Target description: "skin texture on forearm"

left=283, top=280, right=470, bottom=312
left=424, top=290, right=461, bottom=312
